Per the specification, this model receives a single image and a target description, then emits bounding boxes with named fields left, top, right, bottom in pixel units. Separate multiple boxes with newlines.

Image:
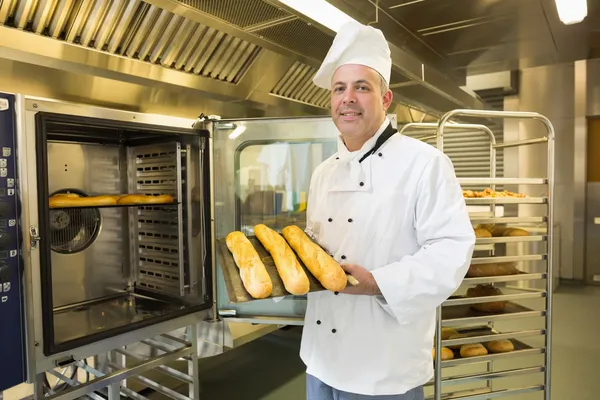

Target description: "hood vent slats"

left=271, top=61, right=330, bottom=109
left=0, top=0, right=262, bottom=84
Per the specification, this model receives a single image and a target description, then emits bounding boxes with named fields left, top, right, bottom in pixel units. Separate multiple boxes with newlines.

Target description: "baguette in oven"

left=254, top=224, right=310, bottom=296
left=226, top=231, right=273, bottom=299
left=281, top=225, right=347, bottom=292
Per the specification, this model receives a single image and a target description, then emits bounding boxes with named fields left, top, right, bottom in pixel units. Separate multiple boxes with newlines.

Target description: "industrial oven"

left=0, top=93, right=354, bottom=394
left=0, top=93, right=217, bottom=393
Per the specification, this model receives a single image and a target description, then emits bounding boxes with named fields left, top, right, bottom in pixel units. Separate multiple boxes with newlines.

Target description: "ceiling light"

left=555, top=0, right=587, bottom=25
left=275, top=0, right=355, bottom=32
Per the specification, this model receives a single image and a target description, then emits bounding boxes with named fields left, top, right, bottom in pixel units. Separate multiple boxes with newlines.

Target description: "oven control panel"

left=0, top=93, right=26, bottom=391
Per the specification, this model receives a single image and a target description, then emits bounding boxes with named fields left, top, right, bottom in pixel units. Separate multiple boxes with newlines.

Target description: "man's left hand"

left=340, top=264, right=382, bottom=296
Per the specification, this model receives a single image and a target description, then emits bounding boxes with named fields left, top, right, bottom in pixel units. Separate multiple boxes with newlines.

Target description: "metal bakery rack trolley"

left=419, top=110, right=554, bottom=400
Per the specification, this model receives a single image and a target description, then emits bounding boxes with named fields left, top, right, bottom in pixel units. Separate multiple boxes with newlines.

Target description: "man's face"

left=330, top=64, right=393, bottom=142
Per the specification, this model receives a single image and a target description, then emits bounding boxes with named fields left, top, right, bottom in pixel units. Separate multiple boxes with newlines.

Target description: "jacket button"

left=348, top=218, right=353, bottom=223
left=332, top=329, right=337, bottom=333
left=328, top=218, right=333, bottom=222
left=317, top=320, right=321, bottom=325
left=359, top=182, right=364, bottom=187
left=334, top=292, right=339, bottom=295
left=378, top=152, right=383, bottom=157
left=336, top=157, right=340, bottom=160
left=341, top=255, right=346, bottom=260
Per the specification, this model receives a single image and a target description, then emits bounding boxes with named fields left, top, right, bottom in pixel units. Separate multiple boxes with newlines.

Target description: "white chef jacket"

left=300, top=118, right=475, bottom=396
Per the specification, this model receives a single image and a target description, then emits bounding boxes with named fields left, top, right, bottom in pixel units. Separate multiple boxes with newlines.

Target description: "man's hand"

left=340, top=264, right=382, bottom=296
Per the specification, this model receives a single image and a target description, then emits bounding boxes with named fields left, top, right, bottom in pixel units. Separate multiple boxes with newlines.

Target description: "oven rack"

left=49, top=202, right=180, bottom=210
left=402, top=109, right=554, bottom=400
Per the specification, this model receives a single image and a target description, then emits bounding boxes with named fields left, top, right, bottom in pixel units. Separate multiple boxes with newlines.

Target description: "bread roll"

left=49, top=195, right=117, bottom=208
left=117, top=194, right=174, bottom=205
left=226, top=231, right=273, bottom=299
left=432, top=347, right=454, bottom=361
left=442, top=328, right=458, bottom=340
left=281, top=225, right=347, bottom=292
left=254, top=224, right=310, bottom=296
left=466, top=284, right=507, bottom=313
left=486, top=339, right=515, bottom=353
left=460, top=343, right=488, bottom=358
left=474, top=227, right=492, bottom=238
left=466, top=262, right=520, bottom=277
left=503, top=228, right=529, bottom=237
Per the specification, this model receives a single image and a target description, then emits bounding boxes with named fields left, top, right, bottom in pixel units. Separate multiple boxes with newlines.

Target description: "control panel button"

left=0, top=261, right=10, bottom=283
left=0, top=202, right=11, bottom=218
left=0, top=231, right=12, bottom=249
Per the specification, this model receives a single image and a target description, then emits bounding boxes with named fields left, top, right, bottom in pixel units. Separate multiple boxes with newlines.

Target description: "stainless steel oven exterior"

left=16, top=95, right=213, bottom=377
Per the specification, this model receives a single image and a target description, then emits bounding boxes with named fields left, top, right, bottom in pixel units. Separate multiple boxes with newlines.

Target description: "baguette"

left=117, top=194, right=174, bottom=205
left=254, top=224, right=310, bottom=295
left=225, top=231, right=273, bottom=299
left=49, top=195, right=117, bottom=208
left=281, top=225, right=347, bottom=292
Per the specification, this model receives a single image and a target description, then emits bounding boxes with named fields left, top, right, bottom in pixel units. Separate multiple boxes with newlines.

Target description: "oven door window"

left=237, top=140, right=337, bottom=235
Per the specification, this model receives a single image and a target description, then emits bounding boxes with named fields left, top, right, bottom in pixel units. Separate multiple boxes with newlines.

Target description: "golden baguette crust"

left=254, top=224, right=310, bottom=295
left=281, top=225, right=347, bottom=292
left=49, top=195, right=117, bottom=208
left=226, top=231, right=273, bottom=299
left=117, top=194, right=174, bottom=205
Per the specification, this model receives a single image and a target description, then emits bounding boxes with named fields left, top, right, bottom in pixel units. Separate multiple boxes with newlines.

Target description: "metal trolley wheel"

left=49, top=188, right=102, bottom=254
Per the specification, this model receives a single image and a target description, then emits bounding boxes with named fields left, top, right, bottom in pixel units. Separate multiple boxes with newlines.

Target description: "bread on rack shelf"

left=466, top=262, right=520, bottom=277
left=254, top=224, right=310, bottom=296
left=463, top=188, right=526, bottom=198
left=474, top=227, right=492, bottom=238
left=441, top=328, right=458, bottom=340
left=460, top=343, right=488, bottom=357
left=466, top=284, right=507, bottom=313
left=281, top=225, right=347, bottom=292
left=225, top=231, right=273, bottom=299
left=491, top=226, right=529, bottom=237
left=117, top=194, right=174, bottom=205
left=486, top=339, right=515, bottom=353
left=49, top=194, right=117, bottom=208
left=432, top=347, right=454, bottom=360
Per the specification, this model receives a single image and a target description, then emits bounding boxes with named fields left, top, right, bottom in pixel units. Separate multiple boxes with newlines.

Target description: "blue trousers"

left=306, top=374, right=425, bottom=400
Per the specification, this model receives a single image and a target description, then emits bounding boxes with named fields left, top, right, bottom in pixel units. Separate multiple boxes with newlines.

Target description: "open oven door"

left=211, top=115, right=398, bottom=327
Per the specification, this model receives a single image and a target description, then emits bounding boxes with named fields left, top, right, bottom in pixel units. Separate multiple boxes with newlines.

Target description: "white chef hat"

left=313, top=20, right=392, bottom=89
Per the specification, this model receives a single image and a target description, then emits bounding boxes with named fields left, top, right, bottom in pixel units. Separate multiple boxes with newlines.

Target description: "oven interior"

left=35, top=112, right=212, bottom=355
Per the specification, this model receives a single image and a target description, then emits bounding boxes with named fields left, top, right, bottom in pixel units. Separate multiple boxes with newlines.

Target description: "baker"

left=301, top=20, right=476, bottom=399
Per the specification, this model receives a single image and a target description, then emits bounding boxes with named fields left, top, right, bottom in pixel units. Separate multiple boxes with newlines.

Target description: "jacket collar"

left=335, top=118, right=391, bottom=164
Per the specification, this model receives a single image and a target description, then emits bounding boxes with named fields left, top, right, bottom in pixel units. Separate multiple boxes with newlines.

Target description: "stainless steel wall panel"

left=504, top=63, right=576, bottom=282
left=585, top=183, right=600, bottom=283
left=573, top=60, right=587, bottom=282
left=47, top=143, right=129, bottom=308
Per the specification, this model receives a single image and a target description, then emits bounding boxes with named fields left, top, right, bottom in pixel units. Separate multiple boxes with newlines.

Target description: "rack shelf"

left=462, top=273, right=547, bottom=286
left=49, top=202, right=179, bottom=210
left=465, top=197, right=548, bottom=205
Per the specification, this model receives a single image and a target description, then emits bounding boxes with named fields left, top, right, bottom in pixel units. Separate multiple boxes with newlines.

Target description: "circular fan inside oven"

left=49, top=189, right=102, bottom=254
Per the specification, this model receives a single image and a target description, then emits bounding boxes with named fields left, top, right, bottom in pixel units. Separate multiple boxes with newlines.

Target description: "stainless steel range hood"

left=0, top=0, right=486, bottom=120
